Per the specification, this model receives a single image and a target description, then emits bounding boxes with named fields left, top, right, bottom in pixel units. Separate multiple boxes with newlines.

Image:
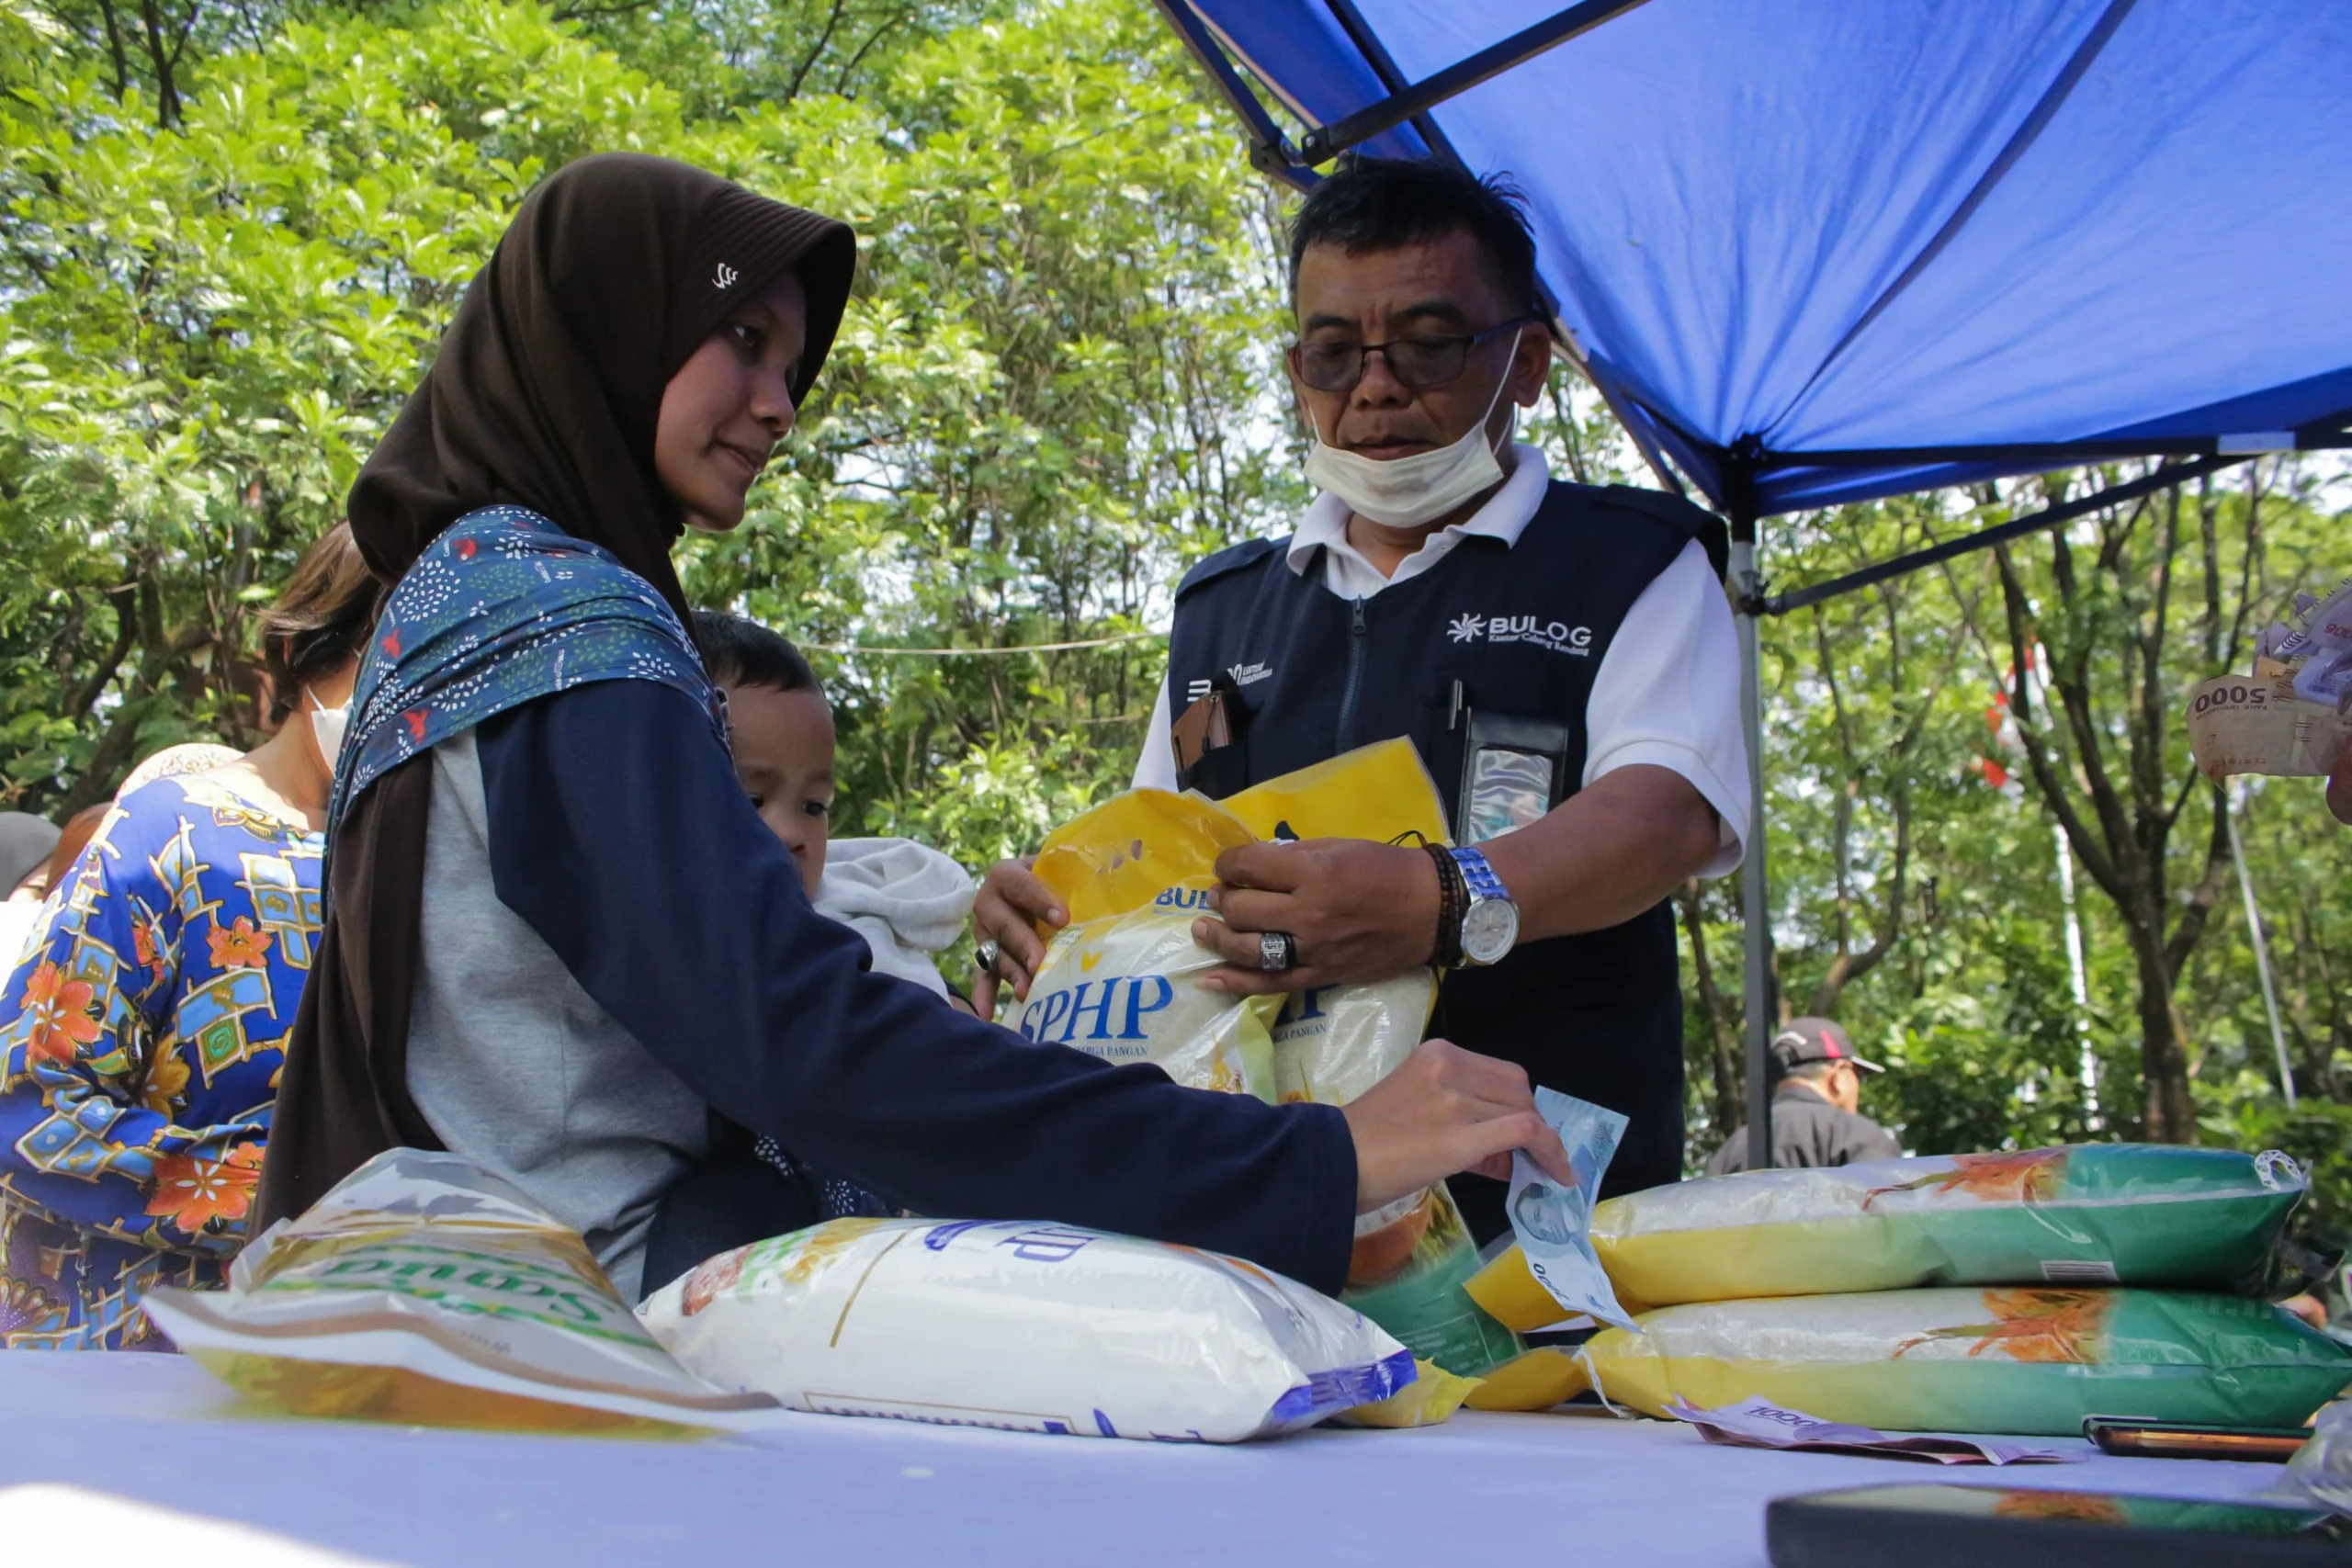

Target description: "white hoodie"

left=812, top=837, right=976, bottom=998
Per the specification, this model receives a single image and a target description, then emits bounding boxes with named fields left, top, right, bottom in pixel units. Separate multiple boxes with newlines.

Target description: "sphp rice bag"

left=1467, top=1144, right=2307, bottom=1327
left=1018, top=897, right=1281, bottom=1099
left=1023, top=743, right=1522, bottom=1377
left=638, top=1217, right=1414, bottom=1442
left=141, top=1149, right=777, bottom=1434
left=1560, top=1286, right=2352, bottom=1436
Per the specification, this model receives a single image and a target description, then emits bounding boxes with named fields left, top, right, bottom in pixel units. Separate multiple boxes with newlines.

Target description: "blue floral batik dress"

left=0, top=774, right=322, bottom=1348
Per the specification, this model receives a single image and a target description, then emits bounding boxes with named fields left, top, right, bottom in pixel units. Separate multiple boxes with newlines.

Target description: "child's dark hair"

left=692, top=609, right=821, bottom=695
left=258, top=522, right=378, bottom=725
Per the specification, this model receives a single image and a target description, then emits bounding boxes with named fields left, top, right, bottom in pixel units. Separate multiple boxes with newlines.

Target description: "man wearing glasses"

left=973, top=157, right=1747, bottom=1239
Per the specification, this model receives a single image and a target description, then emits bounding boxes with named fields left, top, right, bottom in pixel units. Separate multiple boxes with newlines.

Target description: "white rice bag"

left=639, top=1216, right=1415, bottom=1442
left=1015, top=902, right=1279, bottom=1100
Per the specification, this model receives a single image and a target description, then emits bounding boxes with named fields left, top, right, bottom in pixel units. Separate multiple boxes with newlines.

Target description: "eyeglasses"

left=1287, top=318, right=1538, bottom=393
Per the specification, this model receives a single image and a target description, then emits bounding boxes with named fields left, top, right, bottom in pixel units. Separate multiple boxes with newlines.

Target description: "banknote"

left=2186, top=671, right=2352, bottom=783
left=1665, top=1395, right=2076, bottom=1466
left=1506, top=1086, right=1637, bottom=1332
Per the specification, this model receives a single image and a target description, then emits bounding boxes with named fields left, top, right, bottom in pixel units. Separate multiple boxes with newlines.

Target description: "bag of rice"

left=638, top=1217, right=1414, bottom=1442
left=1468, top=1144, right=2308, bottom=1328
left=1021, top=744, right=1524, bottom=1378
left=1556, top=1286, right=2352, bottom=1436
left=1016, top=899, right=1282, bottom=1098
left=140, top=1149, right=777, bottom=1435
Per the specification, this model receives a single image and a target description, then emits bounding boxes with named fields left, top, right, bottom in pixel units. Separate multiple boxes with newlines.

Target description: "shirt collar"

left=1285, top=443, right=1552, bottom=578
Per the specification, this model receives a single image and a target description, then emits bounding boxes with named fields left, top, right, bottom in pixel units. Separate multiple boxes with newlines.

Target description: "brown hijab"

left=256, top=154, right=855, bottom=1231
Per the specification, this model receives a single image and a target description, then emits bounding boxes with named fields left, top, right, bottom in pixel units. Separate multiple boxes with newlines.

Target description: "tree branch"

left=2162, top=784, right=2233, bottom=979
left=1991, top=543, right=2124, bottom=899
left=783, top=0, right=851, bottom=101
left=64, top=581, right=140, bottom=721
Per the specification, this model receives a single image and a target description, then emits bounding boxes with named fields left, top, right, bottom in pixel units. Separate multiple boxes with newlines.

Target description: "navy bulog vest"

left=1166, top=480, right=1725, bottom=1235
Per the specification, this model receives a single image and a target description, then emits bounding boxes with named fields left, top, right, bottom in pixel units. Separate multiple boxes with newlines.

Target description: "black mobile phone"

left=1766, top=1482, right=2352, bottom=1568
left=2084, top=1415, right=2312, bottom=1461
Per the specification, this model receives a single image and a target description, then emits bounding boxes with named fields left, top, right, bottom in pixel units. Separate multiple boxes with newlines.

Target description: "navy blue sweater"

left=471, top=680, right=1356, bottom=1294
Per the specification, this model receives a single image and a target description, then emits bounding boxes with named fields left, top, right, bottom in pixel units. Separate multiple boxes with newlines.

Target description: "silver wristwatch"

left=1448, top=845, right=1521, bottom=967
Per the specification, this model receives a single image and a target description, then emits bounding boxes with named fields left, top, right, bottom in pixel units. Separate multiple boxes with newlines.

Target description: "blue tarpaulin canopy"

left=1159, top=0, right=2352, bottom=521
left=1153, top=0, right=2352, bottom=1164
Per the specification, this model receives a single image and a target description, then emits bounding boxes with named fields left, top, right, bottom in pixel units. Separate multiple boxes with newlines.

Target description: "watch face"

left=1462, top=898, right=1520, bottom=965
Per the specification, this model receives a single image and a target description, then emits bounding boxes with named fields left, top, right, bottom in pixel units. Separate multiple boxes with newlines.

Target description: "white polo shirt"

left=1134, top=446, right=1748, bottom=877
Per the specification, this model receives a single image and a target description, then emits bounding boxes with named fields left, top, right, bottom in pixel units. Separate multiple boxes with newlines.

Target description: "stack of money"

left=2188, top=573, right=2352, bottom=782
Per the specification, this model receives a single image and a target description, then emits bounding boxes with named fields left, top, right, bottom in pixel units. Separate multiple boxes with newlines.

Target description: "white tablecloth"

left=0, top=1352, right=2295, bottom=1566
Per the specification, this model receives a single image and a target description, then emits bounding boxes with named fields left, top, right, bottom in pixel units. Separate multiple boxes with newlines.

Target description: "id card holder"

left=1455, top=707, right=1572, bottom=846
left=1174, top=672, right=1252, bottom=798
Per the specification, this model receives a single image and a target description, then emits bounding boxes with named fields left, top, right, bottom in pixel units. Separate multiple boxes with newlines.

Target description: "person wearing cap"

left=1706, top=1017, right=1902, bottom=1175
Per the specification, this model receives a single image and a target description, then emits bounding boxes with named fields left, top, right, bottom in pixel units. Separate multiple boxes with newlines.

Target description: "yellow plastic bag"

left=1023, top=744, right=1521, bottom=1388
left=1220, top=738, right=1450, bottom=848
left=1333, top=1358, right=1485, bottom=1428
left=1031, top=786, right=1255, bottom=927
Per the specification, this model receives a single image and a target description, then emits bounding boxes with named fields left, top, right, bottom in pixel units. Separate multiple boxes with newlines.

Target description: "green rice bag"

left=1576, top=1286, right=2352, bottom=1436
left=1477, top=1145, right=2304, bottom=1320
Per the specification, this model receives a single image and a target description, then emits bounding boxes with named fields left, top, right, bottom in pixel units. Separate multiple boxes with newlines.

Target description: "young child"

left=692, top=611, right=977, bottom=1007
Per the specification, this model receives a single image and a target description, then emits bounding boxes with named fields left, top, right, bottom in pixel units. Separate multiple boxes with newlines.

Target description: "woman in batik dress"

left=0, top=525, right=375, bottom=1348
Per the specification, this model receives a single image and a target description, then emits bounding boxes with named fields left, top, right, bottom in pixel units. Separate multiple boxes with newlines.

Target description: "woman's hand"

left=1339, top=1038, right=1574, bottom=1214
left=969, top=854, right=1064, bottom=1006
left=1192, top=839, right=1440, bottom=996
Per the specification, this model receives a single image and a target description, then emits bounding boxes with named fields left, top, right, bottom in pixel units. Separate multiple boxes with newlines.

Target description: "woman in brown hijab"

left=257, top=152, right=1569, bottom=1302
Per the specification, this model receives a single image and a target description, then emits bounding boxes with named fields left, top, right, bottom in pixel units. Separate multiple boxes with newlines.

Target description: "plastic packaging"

left=2273, top=1393, right=2352, bottom=1514
left=1024, top=744, right=1523, bottom=1377
left=1332, top=1357, right=1484, bottom=1428
left=638, top=1217, right=1414, bottom=1442
left=1564, top=1287, right=2352, bottom=1436
left=1017, top=903, right=1281, bottom=1099
left=1468, top=1144, right=2307, bottom=1327
left=140, top=1149, right=777, bottom=1434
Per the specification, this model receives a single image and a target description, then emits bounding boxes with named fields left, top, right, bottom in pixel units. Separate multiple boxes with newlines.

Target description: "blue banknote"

left=1506, top=1086, right=1638, bottom=1331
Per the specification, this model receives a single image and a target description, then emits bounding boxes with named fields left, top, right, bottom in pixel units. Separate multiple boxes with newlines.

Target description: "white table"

left=0, top=1352, right=2296, bottom=1566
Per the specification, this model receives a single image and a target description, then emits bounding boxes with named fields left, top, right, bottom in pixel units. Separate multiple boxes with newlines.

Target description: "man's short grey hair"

left=1782, top=1058, right=1842, bottom=1084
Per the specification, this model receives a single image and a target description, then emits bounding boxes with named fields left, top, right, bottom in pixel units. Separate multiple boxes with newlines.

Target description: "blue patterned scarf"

left=330, top=505, right=725, bottom=842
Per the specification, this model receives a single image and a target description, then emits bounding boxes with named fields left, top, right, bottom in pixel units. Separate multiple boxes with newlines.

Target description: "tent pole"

left=1297, top=0, right=1657, bottom=166
left=1726, top=458, right=1774, bottom=1171
left=2224, top=784, right=2297, bottom=1109
left=1148, top=0, right=1313, bottom=187
left=1759, top=455, right=2243, bottom=617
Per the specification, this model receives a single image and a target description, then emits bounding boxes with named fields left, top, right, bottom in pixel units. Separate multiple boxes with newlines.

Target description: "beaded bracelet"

left=1423, top=842, right=1466, bottom=968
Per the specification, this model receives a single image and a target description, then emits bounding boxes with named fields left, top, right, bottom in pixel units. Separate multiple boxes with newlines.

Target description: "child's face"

left=655, top=273, right=808, bottom=535
left=724, top=680, right=835, bottom=897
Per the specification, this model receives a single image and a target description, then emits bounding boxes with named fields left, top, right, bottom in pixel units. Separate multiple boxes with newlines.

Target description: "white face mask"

left=1300, top=327, right=1523, bottom=529
left=308, top=688, right=350, bottom=769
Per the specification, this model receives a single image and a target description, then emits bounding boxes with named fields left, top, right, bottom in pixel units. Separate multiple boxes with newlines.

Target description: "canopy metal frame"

left=1155, top=0, right=2352, bottom=1171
